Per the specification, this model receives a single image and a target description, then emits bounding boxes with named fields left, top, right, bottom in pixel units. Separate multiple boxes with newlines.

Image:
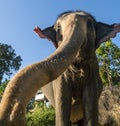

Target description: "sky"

left=0, top=1, right=120, bottom=71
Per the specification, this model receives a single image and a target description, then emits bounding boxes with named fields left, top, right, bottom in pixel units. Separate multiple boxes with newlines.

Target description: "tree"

left=0, top=43, right=22, bottom=99
left=96, top=40, right=120, bottom=86
left=0, top=43, right=22, bottom=84
left=0, top=80, right=9, bottom=100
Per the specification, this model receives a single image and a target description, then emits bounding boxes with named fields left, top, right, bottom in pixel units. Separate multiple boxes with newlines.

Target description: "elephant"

left=34, top=11, right=120, bottom=126
left=0, top=10, right=120, bottom=126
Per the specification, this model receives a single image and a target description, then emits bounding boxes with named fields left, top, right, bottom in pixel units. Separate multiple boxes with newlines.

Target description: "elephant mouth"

left=34, top=26, right=58, bottom=48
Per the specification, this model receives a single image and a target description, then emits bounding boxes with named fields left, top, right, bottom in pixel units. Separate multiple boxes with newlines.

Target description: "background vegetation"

left=26, top=103, right=55, bottom=126
left=0, top=43, right=22, bottom=99
left=96, top=40, right=120, bottom=86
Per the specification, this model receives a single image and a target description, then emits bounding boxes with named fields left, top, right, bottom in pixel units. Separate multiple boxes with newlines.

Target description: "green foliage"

left=96, top=41, right=120, bottom=86
left=0, top=80, right=9, bottom=99
left=26, top=103, right=55, bottom=126
left=0, top=43, right=22, bottom=99
left=0, top=43, right=22, bottom=83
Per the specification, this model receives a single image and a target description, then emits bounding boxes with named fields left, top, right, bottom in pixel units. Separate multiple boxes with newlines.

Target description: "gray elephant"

left=0, top=10, right=120, bottom=126
left=34, top=11, right=120, bottom=126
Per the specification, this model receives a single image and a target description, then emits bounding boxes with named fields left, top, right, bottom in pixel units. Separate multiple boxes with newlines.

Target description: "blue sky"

left=0, top=1, right=120, bottom=70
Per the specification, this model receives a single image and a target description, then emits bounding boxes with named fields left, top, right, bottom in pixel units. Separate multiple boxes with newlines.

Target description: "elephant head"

left=0, top=10, right=120, bottom=126
left=34, top=12, right=120, bottom=50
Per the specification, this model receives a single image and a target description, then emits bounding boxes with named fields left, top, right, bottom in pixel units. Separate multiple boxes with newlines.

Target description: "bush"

left=26, top=104, right=55, bottom=126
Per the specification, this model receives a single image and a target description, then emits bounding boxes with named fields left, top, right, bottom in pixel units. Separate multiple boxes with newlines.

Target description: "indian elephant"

left=34, top=11, right=120, bottom=126
left=0, top=10, right=120, bottom=126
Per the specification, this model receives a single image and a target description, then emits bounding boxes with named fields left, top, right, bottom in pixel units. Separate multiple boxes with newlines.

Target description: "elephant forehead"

left=55, top=12, right=89, bottom=33
left=58, top=11, right=87, bottom=20
left=54, top=14, right=76, bottom=37
left=56, top=12, right=86, bottom=23
left=56, top=14, right=75, bottom=26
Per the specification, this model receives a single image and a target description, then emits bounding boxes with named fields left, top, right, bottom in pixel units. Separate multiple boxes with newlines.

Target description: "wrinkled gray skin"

left=0, top=10, right=120, bottom=126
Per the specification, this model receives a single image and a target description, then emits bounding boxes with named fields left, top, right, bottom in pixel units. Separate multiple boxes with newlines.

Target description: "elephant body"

left=42, top=41, right=103, bottom=125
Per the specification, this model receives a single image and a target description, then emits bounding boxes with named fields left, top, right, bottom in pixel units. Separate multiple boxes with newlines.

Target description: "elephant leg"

left=42, top=83, right=55, bottom=107
left=54, top=76, right=72, bottom=126
left=82, top=82, right=99, bottom=126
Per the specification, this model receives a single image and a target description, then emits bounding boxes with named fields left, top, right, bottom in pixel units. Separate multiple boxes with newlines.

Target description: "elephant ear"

left=95, top=22, right=120, bottom=48
left=34, top=26, right=58, bottom=48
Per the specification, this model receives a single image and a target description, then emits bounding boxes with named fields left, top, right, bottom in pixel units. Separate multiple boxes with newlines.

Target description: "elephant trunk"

left=0, top=15, right=87, bottom=126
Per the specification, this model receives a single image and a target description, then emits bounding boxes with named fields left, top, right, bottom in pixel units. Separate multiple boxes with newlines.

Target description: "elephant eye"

left=56, top=24, right=63, bottom=42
